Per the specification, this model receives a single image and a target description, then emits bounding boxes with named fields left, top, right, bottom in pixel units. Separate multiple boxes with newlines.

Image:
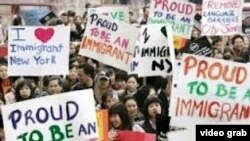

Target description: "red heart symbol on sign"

left=34, top=28, right=54, bottom=43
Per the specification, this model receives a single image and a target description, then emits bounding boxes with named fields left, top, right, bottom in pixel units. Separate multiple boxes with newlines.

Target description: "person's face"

left=148, top=88, right=157, bottom=97
left=60, top=15, right=68, bottom=24
left=213, top=42, right=224, bottom=52
left=68, top=16, right=74, bottom=23
left=68, top=67, right=78, bottom=80
left=98, top=78, right=110, bottom=90
left=125, top=99, right=138, bottom=117
left=47, top=80, right=62, bottom=94
left=192, top=29, right=200, bottom=38
left=244, top=36, right=249, bottom=48
left=70, top=44, right=76, bottom=55
left=216, top=41, right=224, bottom=53
left=126, top=77, right=138, bottom=93
left=76, top=55, right=86, bottom=64
left=144, top=8, right=149, bottom=17
left=87, top=59, right=97, bottom=70
left=233, top=38, right=244, bottom=51
left=0, top=65, right=8, bottom=79
left=110, top=114, right=122, bottom=128
left=104, top=95, right=113, bottom=108
left=148, top=102, right=161, bottom=118
left=78, top=68, right=88, bottom=85
left=20, top=85, right=31, bottom=99
left=75, top=17, right=82, bottom=25
left=114, top=79, right=126, bottom=90
left=0, top=99, right=4, bottom=113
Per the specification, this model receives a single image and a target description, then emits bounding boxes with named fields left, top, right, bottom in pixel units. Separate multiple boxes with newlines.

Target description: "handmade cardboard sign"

left=169, top=54, right=250, bottom=128
left=2, top=89, right=99, bottom=141
left=79, top=14, right=137, bottom=72
left=201, top=0, right=243, bottom=35
left=149, top=0, right=196, bottom=38
left=8, top=26, right=70, bottom=76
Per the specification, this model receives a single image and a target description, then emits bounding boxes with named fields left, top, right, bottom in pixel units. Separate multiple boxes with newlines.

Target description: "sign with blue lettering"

left=2, top=89, right=99, bottom=141
left=8, top=26, right=70, bottom=76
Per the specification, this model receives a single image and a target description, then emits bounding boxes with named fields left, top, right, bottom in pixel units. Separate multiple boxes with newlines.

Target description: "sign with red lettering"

left=79, top=14, right=137, bottom=72
left=169, top=54, right=250, bottom=128
left=149, top=0, right=196, bottom=39
left=130, top=24, right=175, bottom=77
left=201, top=0, right=243, bottom=35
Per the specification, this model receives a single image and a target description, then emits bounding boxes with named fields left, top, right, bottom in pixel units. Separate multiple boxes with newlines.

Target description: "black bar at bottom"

left=196, top=125, right=250, bottom=141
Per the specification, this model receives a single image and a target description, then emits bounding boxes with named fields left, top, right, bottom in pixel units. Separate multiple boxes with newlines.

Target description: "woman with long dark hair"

left=108, top=103, right=144, bottom=140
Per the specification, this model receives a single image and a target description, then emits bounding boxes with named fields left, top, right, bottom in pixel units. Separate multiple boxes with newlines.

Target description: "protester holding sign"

left=108, top=103, right=144, bottom=141
left=142, top=96, right=169, bottom=140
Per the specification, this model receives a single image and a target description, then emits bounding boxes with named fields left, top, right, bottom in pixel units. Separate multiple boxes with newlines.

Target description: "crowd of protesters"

left=0, top=2, right=250, bottom=141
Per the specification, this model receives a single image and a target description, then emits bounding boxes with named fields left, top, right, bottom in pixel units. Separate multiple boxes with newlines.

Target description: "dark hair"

left=101, top=90, right=113, bottom=109
left=108, top=103, right=132, bottom=130
left=45, top=76, right=63, bottom=87
left=67, top=10, right=76, bottom=17
left=123, top=95, right=137, bottom=104
left=12, top=16, right=22, bottom=25
left=0, top=57, right=7, bottom=66
left=136, top=85, right=155, bottom=110
left=147, top=76, right=166, bottom=91
left=15, top=79, right=34, bottom=102
left=85, top=2, right=91, bottom=8
left=126, top=74, right=139, bottom=83
left=212, top=38, right=222, bottom=46
left=78, top=63, right=95, bottom=80
left=143, top=96, right=165, bottom=120
left=143, top=6, right=149, bottom=13
left=231, top=35, right=244, bottom=45
left=115, top=70, right=127, bottom=81
left=129, top=11, right=133, bottom=16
